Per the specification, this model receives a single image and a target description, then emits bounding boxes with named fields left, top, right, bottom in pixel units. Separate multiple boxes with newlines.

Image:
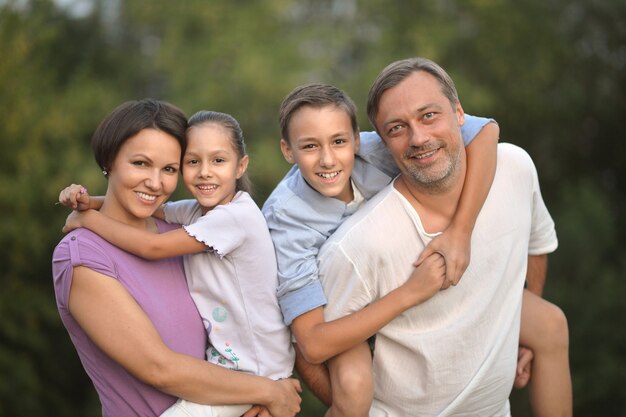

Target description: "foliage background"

left=0, top=0, right=624, bottom=415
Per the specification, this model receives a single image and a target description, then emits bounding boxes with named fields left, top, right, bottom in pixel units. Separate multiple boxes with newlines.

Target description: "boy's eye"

left=302, top=144, right=317, bottom=150
left=333, top=138, right=347, bottom=145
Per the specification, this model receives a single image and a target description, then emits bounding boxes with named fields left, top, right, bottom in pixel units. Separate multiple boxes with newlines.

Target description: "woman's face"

left=103, top=128, right=181, bottom=226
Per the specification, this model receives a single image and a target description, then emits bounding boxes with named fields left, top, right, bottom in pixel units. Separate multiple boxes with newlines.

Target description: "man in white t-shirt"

left=318, top=57, right=558, bottom=416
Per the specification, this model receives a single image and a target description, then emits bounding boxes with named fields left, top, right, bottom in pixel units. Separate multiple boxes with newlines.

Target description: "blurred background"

left=1, top=0, right=625, bottom=415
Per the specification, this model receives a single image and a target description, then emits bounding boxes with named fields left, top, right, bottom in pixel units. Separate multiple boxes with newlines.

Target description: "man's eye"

left=423, top=112, right=435, bottom=120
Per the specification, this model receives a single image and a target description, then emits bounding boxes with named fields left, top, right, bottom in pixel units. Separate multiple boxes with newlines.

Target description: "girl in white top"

left=62, top=110, right=295, bottom=417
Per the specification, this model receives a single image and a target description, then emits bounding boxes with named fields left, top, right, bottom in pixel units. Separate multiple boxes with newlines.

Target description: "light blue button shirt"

left=262, top=115, right=493, bottom=326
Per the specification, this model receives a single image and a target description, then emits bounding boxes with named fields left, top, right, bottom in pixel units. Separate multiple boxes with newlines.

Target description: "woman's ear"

left=280, top=138, right=295, bottom=164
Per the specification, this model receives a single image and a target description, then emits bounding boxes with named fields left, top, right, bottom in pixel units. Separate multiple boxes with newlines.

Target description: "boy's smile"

left=281, top=105, right=359, bottom=203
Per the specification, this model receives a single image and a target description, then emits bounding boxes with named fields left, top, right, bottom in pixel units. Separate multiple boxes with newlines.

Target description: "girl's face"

left=103, top=128, right=181, bottom=227
left=182, top=123, right=248, bottom=213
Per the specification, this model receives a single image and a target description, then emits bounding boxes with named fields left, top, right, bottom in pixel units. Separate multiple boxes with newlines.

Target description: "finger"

left=415, top=246, right=434, bottom=266
left=242, top=405, right=262, bottom=417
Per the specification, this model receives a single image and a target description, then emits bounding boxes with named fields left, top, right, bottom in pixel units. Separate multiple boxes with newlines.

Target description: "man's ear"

left=354, top=129, right=361, bottom=155
left=280, top=138, right=295, bottom=164
left=456, top=102, right=465, bottom=126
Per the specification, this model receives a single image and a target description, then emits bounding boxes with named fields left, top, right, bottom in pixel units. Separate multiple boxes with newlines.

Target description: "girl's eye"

left=187, top=159, right=198, bottom=165
left=214, top=158, right=225, bottom=164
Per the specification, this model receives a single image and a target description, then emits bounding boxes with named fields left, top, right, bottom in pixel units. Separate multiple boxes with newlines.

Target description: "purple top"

left=52, top=219, right=206, bottom=417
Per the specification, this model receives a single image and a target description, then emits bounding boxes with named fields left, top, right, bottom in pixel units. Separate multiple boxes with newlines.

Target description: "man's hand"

left=415, top=226, right=470, bottom=289
left=514, top=346, right=534, bottom=389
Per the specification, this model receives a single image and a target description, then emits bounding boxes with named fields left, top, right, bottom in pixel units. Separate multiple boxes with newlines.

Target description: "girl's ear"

left=236, top=155, right=249, bottom=179
left=280, top=138, right=295, bottom=164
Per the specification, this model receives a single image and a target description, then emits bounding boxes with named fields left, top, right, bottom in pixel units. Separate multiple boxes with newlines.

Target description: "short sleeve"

left=163, top=199, right=199, bottom=225
left=461, top=114, right=496, bottom=147
left=52, top=231, right=117, bottom=309
left=183, top=204, right=245, bottom=257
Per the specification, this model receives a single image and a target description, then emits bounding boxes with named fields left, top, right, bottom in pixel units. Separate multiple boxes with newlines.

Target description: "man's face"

left=375, top=71, right=465, bottom=191
left=280, top=104, right=359, bottom=203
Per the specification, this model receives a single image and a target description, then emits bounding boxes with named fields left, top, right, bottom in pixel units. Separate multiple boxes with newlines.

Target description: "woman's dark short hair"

left=92, top=98, right=188, bottom=176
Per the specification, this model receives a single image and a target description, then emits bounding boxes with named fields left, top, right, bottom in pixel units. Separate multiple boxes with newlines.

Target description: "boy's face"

left=281, top=105, right=359, bottom=203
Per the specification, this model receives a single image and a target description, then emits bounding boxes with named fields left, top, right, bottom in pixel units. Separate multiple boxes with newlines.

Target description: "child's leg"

left=325, top=342, right=373, bottom=417
left=519, top=289, right=572, bottom=417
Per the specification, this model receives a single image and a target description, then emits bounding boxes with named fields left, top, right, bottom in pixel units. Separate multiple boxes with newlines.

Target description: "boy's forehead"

left=289, top=104, right=355, bottom=136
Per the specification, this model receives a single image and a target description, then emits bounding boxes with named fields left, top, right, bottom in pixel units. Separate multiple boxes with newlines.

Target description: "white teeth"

left=198, top=185, right=217, bottom=191
left=318, top=172, right=339, bottom=179
left=137, top=192, right=157, bottom=201
left=414, top=149, right=437, bottom=159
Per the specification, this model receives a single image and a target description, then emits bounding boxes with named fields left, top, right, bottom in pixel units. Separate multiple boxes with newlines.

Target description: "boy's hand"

left=62, top=210, right=87, bottom=233
left=415, top=226, right=470, bottom=289
left=403, top=253, right=446, bottom=305
left=58, top=184, right=90, bottom=211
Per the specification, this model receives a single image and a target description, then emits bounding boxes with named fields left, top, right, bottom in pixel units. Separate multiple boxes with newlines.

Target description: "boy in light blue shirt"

left=262, top=83, right=499, bottom=415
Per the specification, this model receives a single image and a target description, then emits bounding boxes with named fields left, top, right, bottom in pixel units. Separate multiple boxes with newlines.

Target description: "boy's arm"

left=64, top=209, right=206, bottom=259
left=417, top=120, right=499, bottom=287
left=291, top=253, right=445, bottom=364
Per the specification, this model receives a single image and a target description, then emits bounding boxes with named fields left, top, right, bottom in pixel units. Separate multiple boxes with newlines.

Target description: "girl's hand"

left=62, top=210, right=86, bottom=233
left=266, top=378, right=302, bottom=417
left=58, top=184, right=90, bottom=211
left=415, top=226, right=471, bottom=289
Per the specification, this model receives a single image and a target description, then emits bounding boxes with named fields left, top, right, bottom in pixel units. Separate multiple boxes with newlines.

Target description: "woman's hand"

left=415, top=225, right=471, bottom=289
left=58, top=184, right=90, bottom=211
left=265, top=378, right=302, bottom=417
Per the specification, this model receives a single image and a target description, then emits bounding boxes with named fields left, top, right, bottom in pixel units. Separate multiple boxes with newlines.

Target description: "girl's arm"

left=416, top=121, right=500, bottom=287
left=64, top=209, right=205, bottom=259
left=58, top=184, right=165, bottom=219
left=291, top=253, right=445, bottom=364
left=69, top=266, right=301, bottom=415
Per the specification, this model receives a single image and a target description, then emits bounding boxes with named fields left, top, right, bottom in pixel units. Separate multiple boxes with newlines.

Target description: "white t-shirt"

left=319, top=144, right=557, bottom=416
left=164, top=191, right=294, bottom=380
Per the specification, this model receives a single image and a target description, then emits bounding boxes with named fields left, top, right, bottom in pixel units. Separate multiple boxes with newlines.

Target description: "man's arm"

left=293, top=344, right=332, bottom=407
left=526, top=254, right=548, bottom=296
left=64, top=209, right=205, bottom=259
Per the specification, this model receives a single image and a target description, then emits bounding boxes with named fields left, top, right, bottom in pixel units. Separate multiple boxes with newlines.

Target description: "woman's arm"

left=64, top=209, right=206, bottom=259
left=69, top=266, right=301, bottom=415
left=291, top=253, right=445, bottom=364
left=416, top=121, right=500, bottom=286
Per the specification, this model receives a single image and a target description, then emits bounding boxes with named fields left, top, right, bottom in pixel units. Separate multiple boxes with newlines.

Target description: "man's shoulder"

left=497, top=143, right=534, bottom=171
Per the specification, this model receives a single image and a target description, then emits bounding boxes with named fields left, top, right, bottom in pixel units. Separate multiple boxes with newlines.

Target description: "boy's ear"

left=354, top=129, right=361, bottom=155
left=280, top=138, right=295, bottom=164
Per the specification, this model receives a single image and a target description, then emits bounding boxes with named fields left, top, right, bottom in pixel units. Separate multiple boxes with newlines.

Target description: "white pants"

left=161, top=399, right=252, bottom=417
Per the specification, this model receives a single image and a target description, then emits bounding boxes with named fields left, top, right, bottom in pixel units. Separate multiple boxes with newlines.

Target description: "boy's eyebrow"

left=293, top=130, right=353, bottom=142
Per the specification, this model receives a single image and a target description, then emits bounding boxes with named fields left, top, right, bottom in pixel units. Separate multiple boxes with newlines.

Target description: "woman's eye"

left=132, top=160, right=146, bottom=166
left=164, top=166, right=178, bottom=173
